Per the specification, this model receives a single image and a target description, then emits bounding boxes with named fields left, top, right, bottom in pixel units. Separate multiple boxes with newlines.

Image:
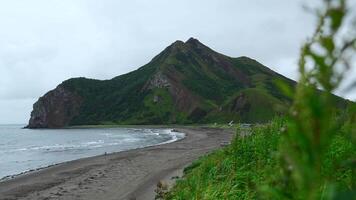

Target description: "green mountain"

left=27, top=38, right=299, bottom=128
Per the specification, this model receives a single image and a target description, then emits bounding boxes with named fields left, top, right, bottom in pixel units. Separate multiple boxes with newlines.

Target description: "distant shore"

left=0, top=127, right=234, bottom=200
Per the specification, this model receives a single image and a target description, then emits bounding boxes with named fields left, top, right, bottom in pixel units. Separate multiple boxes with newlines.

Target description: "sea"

left=0, top=125, right=185, bottom=180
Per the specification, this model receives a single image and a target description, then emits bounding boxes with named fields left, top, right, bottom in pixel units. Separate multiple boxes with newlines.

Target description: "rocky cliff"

left=26, top=86, right=82, bottom=128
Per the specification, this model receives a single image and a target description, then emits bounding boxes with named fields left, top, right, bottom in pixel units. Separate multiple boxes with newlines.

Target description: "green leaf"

left=321, top=36, right=335, bottom=54
left=328, top=8, right=345, bottom=32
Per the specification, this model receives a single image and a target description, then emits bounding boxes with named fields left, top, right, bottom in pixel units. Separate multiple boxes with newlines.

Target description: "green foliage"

left=269, top=0, right=356, bottom=199
left=62, top=62, right=157, bottom=125
left=166, top=0, right=355, bottom=199
left=203, top=88, right=287, bottom=123
left=165, top=117, right=355, bottom=200
left=140, top=88, right=190, bottom=124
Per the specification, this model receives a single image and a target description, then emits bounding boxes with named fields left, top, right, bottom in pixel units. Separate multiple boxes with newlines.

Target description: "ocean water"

left=0, top=125, right=184, bottom=179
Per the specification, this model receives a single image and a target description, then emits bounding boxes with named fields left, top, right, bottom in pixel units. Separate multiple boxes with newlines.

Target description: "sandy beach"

left=0, top=127, right=234, bottom=200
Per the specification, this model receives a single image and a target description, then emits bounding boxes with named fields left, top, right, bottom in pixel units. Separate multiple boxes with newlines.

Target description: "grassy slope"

left=203, top=88, right=288, bottom=123
left=61, top=62, right=158, bottom=125
left=54, top=40, right=347, bottom=126
left=59, top=54, right=294, bottom=125
left=165, top=118, right=355, bottom=199
left=158, top=45, right=296, bottom=124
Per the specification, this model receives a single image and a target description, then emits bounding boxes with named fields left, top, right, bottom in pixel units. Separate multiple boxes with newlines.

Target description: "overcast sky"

left=0, top=0, right=355, bottom=124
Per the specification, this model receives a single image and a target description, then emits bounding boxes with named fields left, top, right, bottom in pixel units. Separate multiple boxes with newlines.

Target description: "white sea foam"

left=158, top=129, right=185, bottom=145
left=0, top=126, right=185, bottom=180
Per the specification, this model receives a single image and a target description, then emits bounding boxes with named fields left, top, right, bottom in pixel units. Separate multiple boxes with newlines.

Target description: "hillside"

left=27, top=38, right=299, bottom=128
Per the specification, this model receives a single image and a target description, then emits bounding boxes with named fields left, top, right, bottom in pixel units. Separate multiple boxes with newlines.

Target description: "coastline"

left=0, top=127, right=234, bottom=200
left=0, top=128, right=184, bottom=182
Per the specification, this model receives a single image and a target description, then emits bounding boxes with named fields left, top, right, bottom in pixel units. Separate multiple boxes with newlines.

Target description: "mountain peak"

left=168, top=40, right=186, bottom=52
left=167, top=38, right=205, bottom=51
left=185, top=37, right=200, bottom=44
left=171, top=40, right=185, bottom=46
left=185, top=37, right=205, bottom=47
left=185, top=38, right=213, bottom=54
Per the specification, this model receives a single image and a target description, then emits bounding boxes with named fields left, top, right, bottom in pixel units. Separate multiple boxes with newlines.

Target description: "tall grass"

left=164, top=117, right=355, bottom=199
left=270, top=0, right=356, bottom=198
left=164, top=0, right=355, bottom=199
left=165, top=122, right=283, bottom=199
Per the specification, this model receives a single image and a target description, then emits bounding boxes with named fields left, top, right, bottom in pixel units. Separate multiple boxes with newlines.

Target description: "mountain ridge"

left=26, top=38, right=329, bottom=128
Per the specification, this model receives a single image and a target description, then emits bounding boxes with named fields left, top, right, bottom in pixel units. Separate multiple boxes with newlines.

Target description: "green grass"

left=164, top=1, right=356, bottom=199
left=232, top=88, right=287, bottom=122
left=164, top=118, right=356, bottom=199
left=164, top=120, right=281, bottom=199
left=202, top=88, right=288, bottom=124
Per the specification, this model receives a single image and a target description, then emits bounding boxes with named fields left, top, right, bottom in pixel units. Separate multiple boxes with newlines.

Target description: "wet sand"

left=0, top=127, right=234, bottom=200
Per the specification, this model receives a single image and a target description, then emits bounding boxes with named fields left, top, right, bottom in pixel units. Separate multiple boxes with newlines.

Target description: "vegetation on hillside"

left=53, top=39, right=300, bottom=126
left=164, top=0, right=356, bottom=199
left=30, top=22, right=351, bottom=128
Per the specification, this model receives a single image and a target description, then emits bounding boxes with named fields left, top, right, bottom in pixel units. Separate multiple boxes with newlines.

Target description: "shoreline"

left=0, top=127, right=184, bottom=182
left=0, top=127, right=234, bottom=200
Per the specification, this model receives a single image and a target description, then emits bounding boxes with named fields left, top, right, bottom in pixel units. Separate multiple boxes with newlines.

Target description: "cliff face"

left=26, top=86, right=82, bottom=128
left=27, top=38, right=299, bottom=128
left=144, top=71, right=199, bottom=113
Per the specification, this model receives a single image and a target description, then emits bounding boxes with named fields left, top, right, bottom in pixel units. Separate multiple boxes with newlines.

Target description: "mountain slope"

left=27, top=38, right=299, bottom=128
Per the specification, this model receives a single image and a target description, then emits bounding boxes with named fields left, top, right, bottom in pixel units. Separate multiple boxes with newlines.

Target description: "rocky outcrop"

left=144, top=71, right=199, bottom=113
left=144, top=72, right=171, bottom=90
left=26, top=86, right=82, bottom=128
left=230, top=93, right=251, bottom=113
